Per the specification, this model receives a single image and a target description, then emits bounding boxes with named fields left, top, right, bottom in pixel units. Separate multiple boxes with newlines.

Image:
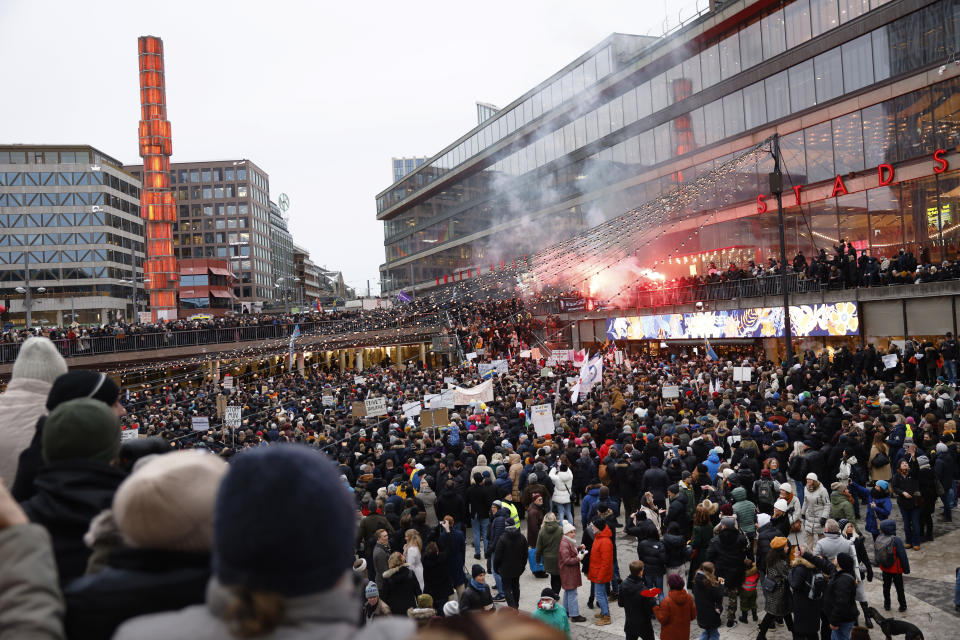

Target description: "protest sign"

left=662, top=385, right=680, bottom=399
left=519, top=350, right=531, bottom=358
left=225, top=405, right=242, bottom=428
left=354, top=376, right=366, bottom=385
left=365, top=397, right=387, bottom=417
left=120, top=425, right=139, bottom=441
left=733, top=367, right=752, bottom=382
left=402, top=401, right=422, bottom=418
left=322, top=394, right=335, bottom=407
left=531, top=403, right=555, bottom=436
left=223, top=375, right=234, bottom=390
left=540, top=367, right=554, bottom=378
left=351, top=401, right=366, bottom=417
left=453, top=379, right=494, bottom=405
left=882, top=353, right=898, bottom=369
left=531, top=347, right=541, bottom=360
left=191, top=417, right=210, bottom=431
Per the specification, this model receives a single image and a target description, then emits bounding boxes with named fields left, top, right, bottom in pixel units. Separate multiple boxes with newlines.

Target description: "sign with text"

left=402, top=401, right=422, bottom=418
left=191, top=416, right=210, bottom=431
left=225, top=406, right=242, bottom=428
left=531, top=403, right=555, bottom=437
left=351, top=401, right=366, bottom=417
left=662, top=385, right=680, bottom=399
left=365, top=397, right=388, bottom=418
left=322, top=394, right=335, bottom=407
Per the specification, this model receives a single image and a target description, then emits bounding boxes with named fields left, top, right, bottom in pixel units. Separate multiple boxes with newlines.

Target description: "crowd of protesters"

left=0, top=288, right=958, bottom=640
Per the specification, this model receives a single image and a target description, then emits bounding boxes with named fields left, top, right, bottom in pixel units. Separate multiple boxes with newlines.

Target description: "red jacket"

left=587, top=525, right=614, bottom=584
left=654, top=588, right=697, bottom=640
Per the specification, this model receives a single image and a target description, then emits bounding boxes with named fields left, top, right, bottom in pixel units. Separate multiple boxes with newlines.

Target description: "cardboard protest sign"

left=351, top=401, right=366, bottom=417
left=365, top=397, right=387, bottom=418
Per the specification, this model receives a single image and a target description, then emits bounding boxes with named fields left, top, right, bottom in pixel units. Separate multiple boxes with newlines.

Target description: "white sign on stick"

left=191, top=417, right=210, bottom=431
left=365, top=397, right=388, bottom=417
left=882, top=354, right=898, bottom=369
left=224, top=406, right=242, bottom=428
left=531, top=404, right=555, bottom=437
left=402, top=401, right=422, bottom=418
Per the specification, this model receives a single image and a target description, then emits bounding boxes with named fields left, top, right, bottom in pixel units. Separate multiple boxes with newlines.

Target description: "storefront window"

left=938, top=171, right=960, bottom=254
left=841, top=33, right=874, bottom=93
left=893, top=89, right=934, bottom=161
left=932, top=77, right=960, bottom=151
left=838, top=192, right=869, bottom=250
left=901, top=175, right=942, bottom=259
left=809, top=198, right=840, bottom=249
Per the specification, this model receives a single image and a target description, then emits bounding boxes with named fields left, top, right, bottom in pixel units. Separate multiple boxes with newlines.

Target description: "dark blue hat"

left=213, top=444, right=355, bottom=597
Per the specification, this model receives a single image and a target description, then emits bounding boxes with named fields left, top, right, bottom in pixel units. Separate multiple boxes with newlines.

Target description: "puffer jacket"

left=493, top=527, right=527, bottom=578
left=587, top=524, right=614, bottom=584
left=653, top=587, right=697, bottom=640
left=814, top=531, right=854, bottom=563
left=730, top=487, right=757, bottom=534
left=704, top=451, right=721, bottom=481
left=829, top=489, right=855, bottom=523
left=824, top=566, right=858, bottom=625
left=507, top=454, right=523, bottom=502
left=799, top=482, right=830, bottom=533
left=549, top=467, right=573, bottom=505
left=662, top=530, right=687, bottom=569
left=557, top=535, right=582, bottom=590
left=114, top=576, right=414, bottom=640
left=706, top=527, right=751, bottom=586
left=471, top=455, right=493, bottom=485
left=0, top=379, right=53, bottom=486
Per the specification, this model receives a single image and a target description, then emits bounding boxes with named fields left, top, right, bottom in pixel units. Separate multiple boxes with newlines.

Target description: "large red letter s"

left=757, top=194, right=767, bottom=214
left=934, top=149, right=949, bottom=174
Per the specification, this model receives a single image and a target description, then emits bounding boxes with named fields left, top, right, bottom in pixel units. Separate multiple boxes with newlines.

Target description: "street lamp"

left=15, top=285, right=45, bottom=328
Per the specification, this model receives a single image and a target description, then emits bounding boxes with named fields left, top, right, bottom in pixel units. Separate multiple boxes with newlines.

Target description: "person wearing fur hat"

left=799, top=473, right=831, bottom=549
left=0, top=337, right=67, bottom=486
left=64, top=451, right=228, bottom=640
left=20, top=397, right=126, bottom=588
left=115, top=444, right=413, bottom=640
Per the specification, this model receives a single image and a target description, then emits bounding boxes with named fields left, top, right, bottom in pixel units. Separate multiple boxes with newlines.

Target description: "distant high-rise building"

left=269, top=201, right=295, bottom=308
left=392, top=157, right=428, bottom=184
left=125, top=159, right=274, bottom=311
left=0, top=145, right=146, bottom=326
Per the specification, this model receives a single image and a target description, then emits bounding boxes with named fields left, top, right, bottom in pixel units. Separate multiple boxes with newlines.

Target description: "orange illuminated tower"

left=137, top=36, right=178, bottom=321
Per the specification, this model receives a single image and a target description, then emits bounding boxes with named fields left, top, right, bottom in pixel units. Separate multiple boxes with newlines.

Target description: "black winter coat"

left=824, top=569, right=858, bottom=625
left=63, top=548, right=210, bottom=640
left=458, top=582, right=493, bottom=613
left=493, top=527, right=528, bottom=578
left=422, top=548, right=452, bottom=606
left=618, top=574, right=655, bottom=638
left=664, top=492, right=689, bottom=534
left=642, top=466, right=670, bottom=507
left=637, top=537, right=667, bottom=575
left=755, top=515, right=790, bottom=574
left=692, top=572, right=724, bottom=630
left=20, top=460, right=127, bottom=587
left=662, top=532, right=687, bottom=569
left=380, top=564, right=421, bottom=615
left=788, top=554, right=829, bottom=636
left=705, top=527, right=751, bottom=586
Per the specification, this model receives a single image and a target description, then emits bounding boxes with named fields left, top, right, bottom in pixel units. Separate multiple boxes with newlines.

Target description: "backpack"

left=807, top=572, right=827, bottom=600
left=874, top=534, right=895, bottom=568
left=757, top=479, right=775, bottom=505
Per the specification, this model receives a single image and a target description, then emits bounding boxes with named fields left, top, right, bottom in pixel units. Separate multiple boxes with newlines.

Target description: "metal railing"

left=0, top=312, right=442, bottom=365
left=632, top=272, right=823, bottom=309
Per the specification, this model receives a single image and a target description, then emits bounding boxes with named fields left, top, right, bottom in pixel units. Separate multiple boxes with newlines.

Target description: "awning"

left=209, top=289, right=234, bottom=298
left=208, top=267, right=234, bottom=277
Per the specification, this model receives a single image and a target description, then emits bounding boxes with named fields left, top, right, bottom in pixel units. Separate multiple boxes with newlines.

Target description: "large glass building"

left=377, top=0, right=960, bottom=292
left=0, top=145, right=145, bottom=326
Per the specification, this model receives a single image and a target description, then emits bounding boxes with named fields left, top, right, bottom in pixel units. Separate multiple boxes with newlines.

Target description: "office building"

left=376, top=0, right=960, bottom=295
left=476, top=102, right=500, bottom=124
left=0, top=144, right=146, bottom=326
left=392, top=157, right=429, bottom=184
left=268, top=200, right=295, bottom=308
left=178, top=258, right=237, bottom=315
left=125, top=159, right=274, bottom=312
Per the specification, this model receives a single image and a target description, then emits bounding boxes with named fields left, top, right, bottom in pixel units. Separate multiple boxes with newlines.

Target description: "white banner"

left=191, top=417, right=210, bottom=431
left=402, top=401, right=422, bottom=418
left=354, top=376, right=366, bottom=385
left=883, top=353, right=898, bottom=369
left=365, top=397, right=388, bottom=417
left=120, top=425, right=139, bottom=441
left=453, top=379, right=494, bottom=405
left=322, top=394, right=335, bottom=406
left=531, top=403, right=555, bottom=437
left=223, top=375, right=234, bottom=389
left=733, top=367, right=752, bottom=382
left=519, top=350, right=532, bottom=358
left=427, top=390, right=456, bottom=410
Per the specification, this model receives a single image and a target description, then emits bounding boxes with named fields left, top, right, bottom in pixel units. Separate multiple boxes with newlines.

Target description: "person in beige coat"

left=508, top=453, right=523, bottom=502
left=0, top=338, right=67, bottom=487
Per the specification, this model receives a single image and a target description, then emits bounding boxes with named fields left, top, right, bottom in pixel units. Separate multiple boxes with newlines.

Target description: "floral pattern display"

left=606, top=303, right=859, bottom=340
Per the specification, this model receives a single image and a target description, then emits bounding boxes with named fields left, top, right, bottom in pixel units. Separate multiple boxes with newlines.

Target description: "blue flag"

left=705, top=339, right=718, bottom=361
left=397, top=290, right=412, bottom=304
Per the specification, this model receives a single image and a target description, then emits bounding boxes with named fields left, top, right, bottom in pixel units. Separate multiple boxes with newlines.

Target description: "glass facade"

left=379, top=0, right=960, bottom=291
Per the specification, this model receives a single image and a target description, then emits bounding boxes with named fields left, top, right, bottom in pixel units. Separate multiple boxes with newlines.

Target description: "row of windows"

left=377, top=0, right=897, bottom=213
left=0, top=249, right=140, bottom=266
left=171, top=167, right=247, bottom=184
left=178, top=232, right=251, bottom=246
left=383, top=0, right=959, bottom=246
left=385, top=73, right=960, bottom=263
left=0, top=171, right=103, bottom=187
left=0, top=266, right=130, bottom=282
left=175, top=217, right=249, bottom=232
left=0, top=191, right=142, bottom=217
left=177, top=202, right=251, bottom=218
left=174, top=184, right=250, bottom=200
left=0, top=232, right=143, bottom=250
left=377, top=45, right=615, bottom=210
left=0, top=150, right=98, bottom=165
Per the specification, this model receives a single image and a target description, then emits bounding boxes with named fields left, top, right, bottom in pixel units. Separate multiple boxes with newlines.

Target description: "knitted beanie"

left=12, top=337, right=67, bottom=384
left=213, top=444, right=355, bottom=597
left=113, top=451, right=228, bottom=552
left=42, top=398, right=120, bottom=464
left=47, top=371, right=121, bottom=411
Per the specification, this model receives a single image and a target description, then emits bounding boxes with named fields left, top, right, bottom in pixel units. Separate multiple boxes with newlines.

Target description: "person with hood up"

left=641, top=456, right=670, bottom=508
left=20, top=397, right=126, bottom=588
left=626, top=510, right=665, bottom=602
left=704, top=450, right=722, bottom=482
left=531, top=588, right=570, bottom=637
left=692, top=561, right=724, bottom=640
left=417, top=479, right=438, bottom=528
left=535, top=512, right=564, bottom=596
left=587, top=518, right=614, bottom=626
left=493, top=516, right=527, bottom=609
left=581, top=484, right=602, bottom=527
left=757, top=537, right=793, bottom=638
left=472, top=454, right=493, bottom=484
left=799, top=472, right=831, bottom=549
left=731, top=486, right=757, bottom=542
left=115, top=444, right=414, bottom=640
left=875, top=519, right=909, bottom=612
left=706, top=516, right=752, bottom=628
left=829, top=482, right=855, bottom=524
left=654, top=574, right=696, bottom=640
left=64, top=450, right=228, bottom=640
left=406, top=593, right=435, bottom=629
left=557, top=520, right=586, bottom=623
left=0, top=337, right=67, bottom=487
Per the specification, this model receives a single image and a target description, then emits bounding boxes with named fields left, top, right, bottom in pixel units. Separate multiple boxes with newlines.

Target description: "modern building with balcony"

left=0, top=144, right=146, bottom=326
left=376, top=0, right=960, bottom=310
left=177, top=258, right=236, bottom=316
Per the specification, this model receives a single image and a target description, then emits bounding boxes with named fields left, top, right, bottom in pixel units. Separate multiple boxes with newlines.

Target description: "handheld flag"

left=397, top=290, right=412, bottom=304
left=705, top=339, right=718, bottom=361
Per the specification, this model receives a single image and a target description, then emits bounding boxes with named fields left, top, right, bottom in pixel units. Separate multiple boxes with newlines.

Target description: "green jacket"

left=829, top=490, right=855, bottom=523
left=535, top=521, right=564, bottom=575
left=532, top=603, right=570, bottom=637
left=731, top=487, right=757, bottom=534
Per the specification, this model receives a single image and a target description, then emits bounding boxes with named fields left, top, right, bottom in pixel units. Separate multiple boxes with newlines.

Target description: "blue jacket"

left=487, top=511, right=507, bottom=555
left=494, top=468, right=513, bottom=498
left=704, top=451, right=721, bottom=482
left=848, top=481, right=892, bottom=536
left=581, top=487, right=601, bottom=525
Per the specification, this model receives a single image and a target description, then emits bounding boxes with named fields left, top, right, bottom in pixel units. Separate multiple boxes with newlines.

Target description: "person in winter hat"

left=531, top=587, right=570, bottom=636
left=0, top=337, right=67, bottom=486
left=115, top=444, right=414, bottom=640
left=653, top=574, right=696, bottom=640
left=63, top=451, right=228, bottom=640
left=20, top=398, right=126, bottom=587
left=12, top=370, right=124, bottom=502
left=363, top=581, right=391, bottom=621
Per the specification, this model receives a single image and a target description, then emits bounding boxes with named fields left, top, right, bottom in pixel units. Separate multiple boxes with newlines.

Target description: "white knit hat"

left=562, top=520, right=576, bottom=534
left=113, top=450, right=228, bottom=552
left=11, top=337, right=67, bottom=384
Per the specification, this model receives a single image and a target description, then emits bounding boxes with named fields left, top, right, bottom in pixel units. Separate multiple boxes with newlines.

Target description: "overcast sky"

left=0, top=0, right=700, bottom=295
